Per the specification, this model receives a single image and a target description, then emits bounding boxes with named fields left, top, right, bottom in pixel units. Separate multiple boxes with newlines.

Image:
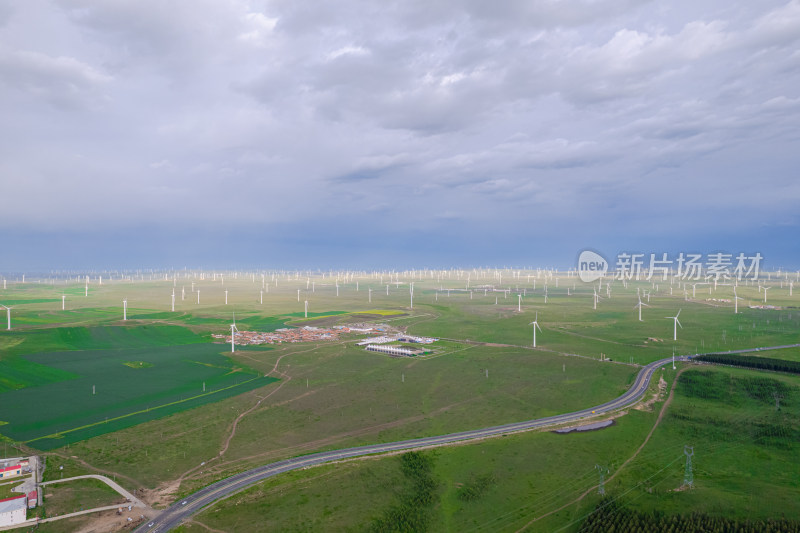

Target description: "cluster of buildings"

left=214, top=325, right=350, bottom=346
left=214, top=323, right=398, bottom=347
left=212, top=323, right=437, bottom=359
left=0, top=457, right=38, bottom=527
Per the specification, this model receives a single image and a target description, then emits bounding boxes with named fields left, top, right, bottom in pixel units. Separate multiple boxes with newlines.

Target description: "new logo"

left=577, top=250, right=608, bottom=283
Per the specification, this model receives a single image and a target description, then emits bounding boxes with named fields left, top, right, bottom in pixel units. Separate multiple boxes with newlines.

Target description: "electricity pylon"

left=683, top=446, right=694, bottom=488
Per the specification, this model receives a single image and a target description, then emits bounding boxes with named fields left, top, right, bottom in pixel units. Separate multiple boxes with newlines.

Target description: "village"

left=213, top=324, right=439, bottom=358
left=213, top=323, right=396, bottom=346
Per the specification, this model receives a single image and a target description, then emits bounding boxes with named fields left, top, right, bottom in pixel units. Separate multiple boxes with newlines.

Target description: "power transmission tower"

left=774, top=390, right=782, bottom=411
left=683, top=446, right=694, bottom=488
left=596, top=464, right=608, bottom=496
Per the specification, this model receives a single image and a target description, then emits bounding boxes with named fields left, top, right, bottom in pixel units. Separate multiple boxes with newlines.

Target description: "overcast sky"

left=1, top=0, right=799, bottom=270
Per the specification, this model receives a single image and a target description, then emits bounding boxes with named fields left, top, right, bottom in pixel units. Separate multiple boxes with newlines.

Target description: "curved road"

left=137, top=343, right=800, bottom=532
left=135, top=354, right=686, bottom=532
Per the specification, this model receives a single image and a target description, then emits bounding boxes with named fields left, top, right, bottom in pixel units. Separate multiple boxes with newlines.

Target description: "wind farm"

left=1, top=267, right=800, bottom=532
left=3, top=1, right=800, bottom=530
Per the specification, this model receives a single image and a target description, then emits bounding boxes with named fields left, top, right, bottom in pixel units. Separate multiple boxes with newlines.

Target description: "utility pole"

left=596, top=464, right=608, bottom=496
left=683, top=445, right=694, bottom=488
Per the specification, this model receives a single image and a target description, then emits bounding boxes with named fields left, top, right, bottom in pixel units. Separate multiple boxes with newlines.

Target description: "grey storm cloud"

left=1, top=0, right=799, bottom=262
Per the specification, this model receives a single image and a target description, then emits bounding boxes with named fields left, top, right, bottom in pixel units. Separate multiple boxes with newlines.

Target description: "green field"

left=0, top=323, right=277, bottom=449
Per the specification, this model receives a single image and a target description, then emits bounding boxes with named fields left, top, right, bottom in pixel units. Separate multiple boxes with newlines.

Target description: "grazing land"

left=0, top=270, right=799, bottom=531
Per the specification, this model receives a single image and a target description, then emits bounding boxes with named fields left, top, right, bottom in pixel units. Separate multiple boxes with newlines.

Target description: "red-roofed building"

left=0, top=464, right=21, bottom=479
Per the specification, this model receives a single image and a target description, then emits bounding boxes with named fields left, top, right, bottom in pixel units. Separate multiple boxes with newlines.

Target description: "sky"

left=1, top=0, right=799, bottom=271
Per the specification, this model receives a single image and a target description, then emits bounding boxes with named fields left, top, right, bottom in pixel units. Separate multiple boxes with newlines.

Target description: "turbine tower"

left=666, top=309, right=682, bottom=341
left=123, top=299, right=128, bottom=321
left=529, top=312, right=542, bottom=348
left=0, top=305, right=12, bottom=330
left=635, top=297, right=649, bottom=321
left=230, top=313, right=239, bottom=353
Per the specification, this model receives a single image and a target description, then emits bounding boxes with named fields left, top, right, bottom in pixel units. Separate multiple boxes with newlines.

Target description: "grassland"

left=41, top=478, right=125, bottom=516
left=1, top=270, right=798, bottom=531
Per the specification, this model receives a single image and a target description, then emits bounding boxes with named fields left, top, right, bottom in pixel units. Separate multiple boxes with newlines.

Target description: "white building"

left=0, top=496, right=27, bottom=527
left=365, top=344, right=422, bottom=357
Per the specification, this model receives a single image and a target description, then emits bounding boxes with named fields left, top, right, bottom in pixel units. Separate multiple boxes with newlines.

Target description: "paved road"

left=135, top=354, right=684, bottom=533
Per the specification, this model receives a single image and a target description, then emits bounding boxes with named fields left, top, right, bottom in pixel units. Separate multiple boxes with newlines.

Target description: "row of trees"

left=694, top=354, right=800, bottom=375
left=581, top=499, right=800, bottom=533
left=370, top=451, right=438, bottom=532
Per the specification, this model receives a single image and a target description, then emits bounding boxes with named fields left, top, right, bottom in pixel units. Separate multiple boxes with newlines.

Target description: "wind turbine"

left=666, top=309, right=682, bottom=341
left=230, top=313, right=239, bottom=353
left=410, top=282, right=414, bottom=309
left=529, top=312, right=542, bottom=347
left=762, top=286, right=771, bottom=303
left=62, top=294, right=66, bottom=311
left=225, top=290, right=229, bottom=305
left=304, top=300, right=308, bottom=318
left=634, top=297, right=649, bottom=321
left=123, top=299, right=128, bottom=321
left=171, top=289, right=175, bottom=312
left=0, top=305, right=12, bottom=330
left=518, top=293, right=522, bottom=312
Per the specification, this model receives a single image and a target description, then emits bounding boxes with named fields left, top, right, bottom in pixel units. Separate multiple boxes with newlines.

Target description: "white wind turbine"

left=123, top=299, right=128, bottom=321
left=517, top=293, right=522, bottom=312
left=62, top=294, right=66, bottom=311
left=1, top=304, right=12, bottom=330
left=225, top=290, right=229, bottom=305
left=171, top=289, right=175, bottom=312
left=762, top=286, right=771, bottom=303
left=530, top=312, right=542, bottom=348
left=634, top=297, right=649, bottom=321
left=666, top=309, right=682, bottom=341
left=230, top=313, right=239, bottom=353
left=304, top=300, right=308, bottom=318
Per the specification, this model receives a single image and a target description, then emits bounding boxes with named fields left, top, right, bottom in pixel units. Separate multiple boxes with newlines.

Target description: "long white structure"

left=365, top=344, right=420, bottom=357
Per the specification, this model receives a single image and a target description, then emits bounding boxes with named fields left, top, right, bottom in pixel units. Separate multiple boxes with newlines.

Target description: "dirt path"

left=515, top=367, right=688, bottom=532
left=186, top=519, right=228, bottom=533
left=173, top=341, right=347, bottom=487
